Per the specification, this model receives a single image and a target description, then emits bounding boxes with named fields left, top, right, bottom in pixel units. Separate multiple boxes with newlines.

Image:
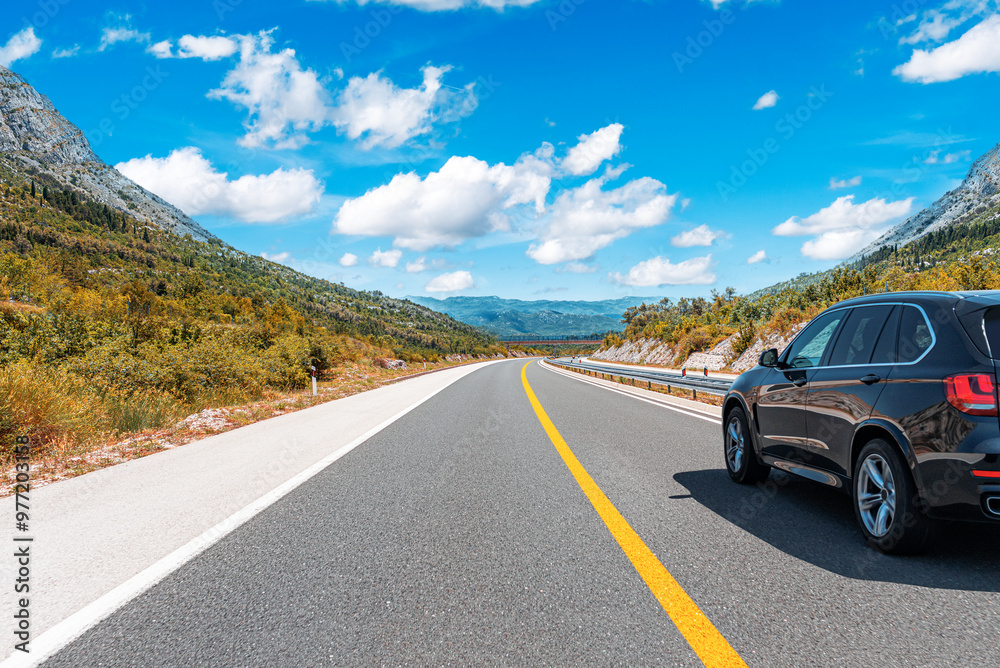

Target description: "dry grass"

left=0, top=356, right=499, bottom=495
left=0, top=300, right=45, bottom=315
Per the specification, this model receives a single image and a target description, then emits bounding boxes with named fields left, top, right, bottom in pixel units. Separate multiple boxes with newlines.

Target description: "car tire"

left=853, top=439, right=936, bottom=555
left=724, top=406, right=769, bottom=484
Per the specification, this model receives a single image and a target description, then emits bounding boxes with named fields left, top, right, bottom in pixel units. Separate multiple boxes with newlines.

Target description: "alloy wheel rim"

left=857, top=454, right=897, bottom=538
left=726, top=417, right=744, bottom=472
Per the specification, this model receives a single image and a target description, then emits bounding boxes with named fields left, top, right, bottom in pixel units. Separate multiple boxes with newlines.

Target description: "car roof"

left=830, top=290, right=1000, bottom=309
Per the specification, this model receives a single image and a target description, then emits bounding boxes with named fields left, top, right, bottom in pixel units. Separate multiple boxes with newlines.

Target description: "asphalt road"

left=39, top=360, right=1000, bottom=666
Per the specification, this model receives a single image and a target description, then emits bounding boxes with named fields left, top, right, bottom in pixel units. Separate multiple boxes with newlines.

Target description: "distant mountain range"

left=0, top=65, right=214, bottom=242
left=406, top=295, right=661, bottom=337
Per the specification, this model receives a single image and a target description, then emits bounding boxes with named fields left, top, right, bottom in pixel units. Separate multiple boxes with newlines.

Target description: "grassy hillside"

left=0, top=155, right=504, bottom=459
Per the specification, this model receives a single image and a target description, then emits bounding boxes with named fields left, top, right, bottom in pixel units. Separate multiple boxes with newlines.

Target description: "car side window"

left=827, top=304, right=896, bottom=366
left=783, top=310, right=846, bottom=369
left=869, top=305, right=900, bottom=364
left=897, top=305, right=933, bottom=363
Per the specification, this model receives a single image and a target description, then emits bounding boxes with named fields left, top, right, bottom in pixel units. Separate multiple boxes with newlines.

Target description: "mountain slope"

left=849, top=143, right=1000, bottom=262
left=0, top=65, right=500, bottom=359
left=0, top=65, right=214, bottom=241
left=407, top=295, right=661, bottom=337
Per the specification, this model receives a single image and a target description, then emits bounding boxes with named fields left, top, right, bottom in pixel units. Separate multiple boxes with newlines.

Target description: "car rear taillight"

left=944, top=373, right=999, bottom=416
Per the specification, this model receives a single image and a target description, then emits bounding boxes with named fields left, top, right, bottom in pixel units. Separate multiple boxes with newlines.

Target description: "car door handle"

left=860, top=374, right=881, bottom=385
left=791, top=377, right=807, bottom=387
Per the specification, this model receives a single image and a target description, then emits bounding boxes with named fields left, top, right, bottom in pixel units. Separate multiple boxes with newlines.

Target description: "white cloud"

left=562, top=123, right=624, bottom=176
left=405, top=257, right=450, bottom=272
left=148, top=40, right=173, bottom=58
left=334, top=146, right=553, bottom=250
left=527, top=168, right=677, bottom=265
left=209, top=31, right=331, bottom=149
left=334, top=125, right=666, bottom=264
left=0, top=27, right=42, bottom=67
left=331, top=65, right=476, bottom=149
left=752, top=90, right=779, bottom=110
left=671, top=224, right=724, bottom=248
left=261, top=251, right=291, bottom=263
left=369, top=248, right=403, bottom=267
left=339, top=252, right=359, bottom=267
left=925, top=149, right=971, bottom=164
left=612, top=255, right=716, bottom=287
left=561, top=262, right=597, bottom=274
left=900, top=10, right=963, bottom=44
left=98, top=21, right=150, bottom=51
left=829, top=175, right=862, bottom=189
left=51, top=45, right=80, bottom=60
left=894, top=15, right=1000, bottom=83
left=116, top=147, right=323, bottom=224
left=325, top=0, right=543, bottom=9
left=405, top=257, right=429, bottom=273
left=425, top=270, right=474, bottom=293
left=747, top=249, right=767, bottom=264
left=898, top=1, right=994, bottom=45
left=151, top=35, right=239, bottom=60
left=773, top=194, right=915, bottom=260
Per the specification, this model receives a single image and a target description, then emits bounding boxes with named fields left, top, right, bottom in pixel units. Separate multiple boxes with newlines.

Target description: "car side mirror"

left=759, top=348, right=780, bottom=368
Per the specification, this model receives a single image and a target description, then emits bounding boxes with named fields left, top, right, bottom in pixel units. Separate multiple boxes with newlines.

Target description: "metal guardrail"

left=547, top=358, right=733, bottom=397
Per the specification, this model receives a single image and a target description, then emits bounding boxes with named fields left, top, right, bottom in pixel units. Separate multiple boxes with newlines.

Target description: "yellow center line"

left=521, top=362, right=747, bottom=668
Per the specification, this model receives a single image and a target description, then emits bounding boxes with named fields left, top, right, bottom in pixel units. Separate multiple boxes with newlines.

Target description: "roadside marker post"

left=310, top=365, right=317, bottom=397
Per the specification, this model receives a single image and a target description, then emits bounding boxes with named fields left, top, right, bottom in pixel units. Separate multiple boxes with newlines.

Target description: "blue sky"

left=4, top=0, right=1000, bottom=300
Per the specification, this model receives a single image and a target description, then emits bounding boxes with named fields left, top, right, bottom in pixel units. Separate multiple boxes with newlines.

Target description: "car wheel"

left=853, top=439, right=935, bottom=555
left=724, top=406, right=769, bottom=484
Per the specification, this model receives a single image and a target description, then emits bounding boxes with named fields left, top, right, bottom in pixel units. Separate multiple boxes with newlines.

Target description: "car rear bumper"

left=916, top=457, right=1000, bottom=522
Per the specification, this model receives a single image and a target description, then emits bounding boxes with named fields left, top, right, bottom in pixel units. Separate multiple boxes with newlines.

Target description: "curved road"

left=35, top=360, right=1000, bottom=665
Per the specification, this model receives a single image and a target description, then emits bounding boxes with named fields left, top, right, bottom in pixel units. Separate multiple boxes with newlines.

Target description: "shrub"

left=731, top=325, right=757, bottom=358
left=675, top=326, right=713, bottom=361
left=603, top=333, right=624, bottom=349
left=260, top=335, right=311, bottom=389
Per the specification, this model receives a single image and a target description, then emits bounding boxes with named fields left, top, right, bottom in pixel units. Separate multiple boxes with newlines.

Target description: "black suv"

left=723, top=291, right=1000, bottom=554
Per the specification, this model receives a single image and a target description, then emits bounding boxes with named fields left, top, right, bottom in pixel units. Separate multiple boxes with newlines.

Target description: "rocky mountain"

left=0, top=65, right=214, bottom=241
left=850, top=142, right=1000, bottom=262
left=407, top=295, right=661, bottom=337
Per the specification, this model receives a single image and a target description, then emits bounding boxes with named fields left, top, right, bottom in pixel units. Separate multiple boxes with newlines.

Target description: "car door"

left=756, top=308, right=847, bottom=463
left=804, top=304, right=898, bottom=478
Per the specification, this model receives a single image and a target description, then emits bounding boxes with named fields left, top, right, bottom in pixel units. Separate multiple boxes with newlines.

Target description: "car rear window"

left=827, top=304, right=896, bottom=366
left=897, top=306, right=933, bottom=363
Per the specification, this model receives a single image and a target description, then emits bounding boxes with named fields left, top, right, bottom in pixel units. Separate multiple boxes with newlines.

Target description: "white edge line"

left=1, top=360, right=503, bottom=668
left=539, top=360, right=722, bottom=425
